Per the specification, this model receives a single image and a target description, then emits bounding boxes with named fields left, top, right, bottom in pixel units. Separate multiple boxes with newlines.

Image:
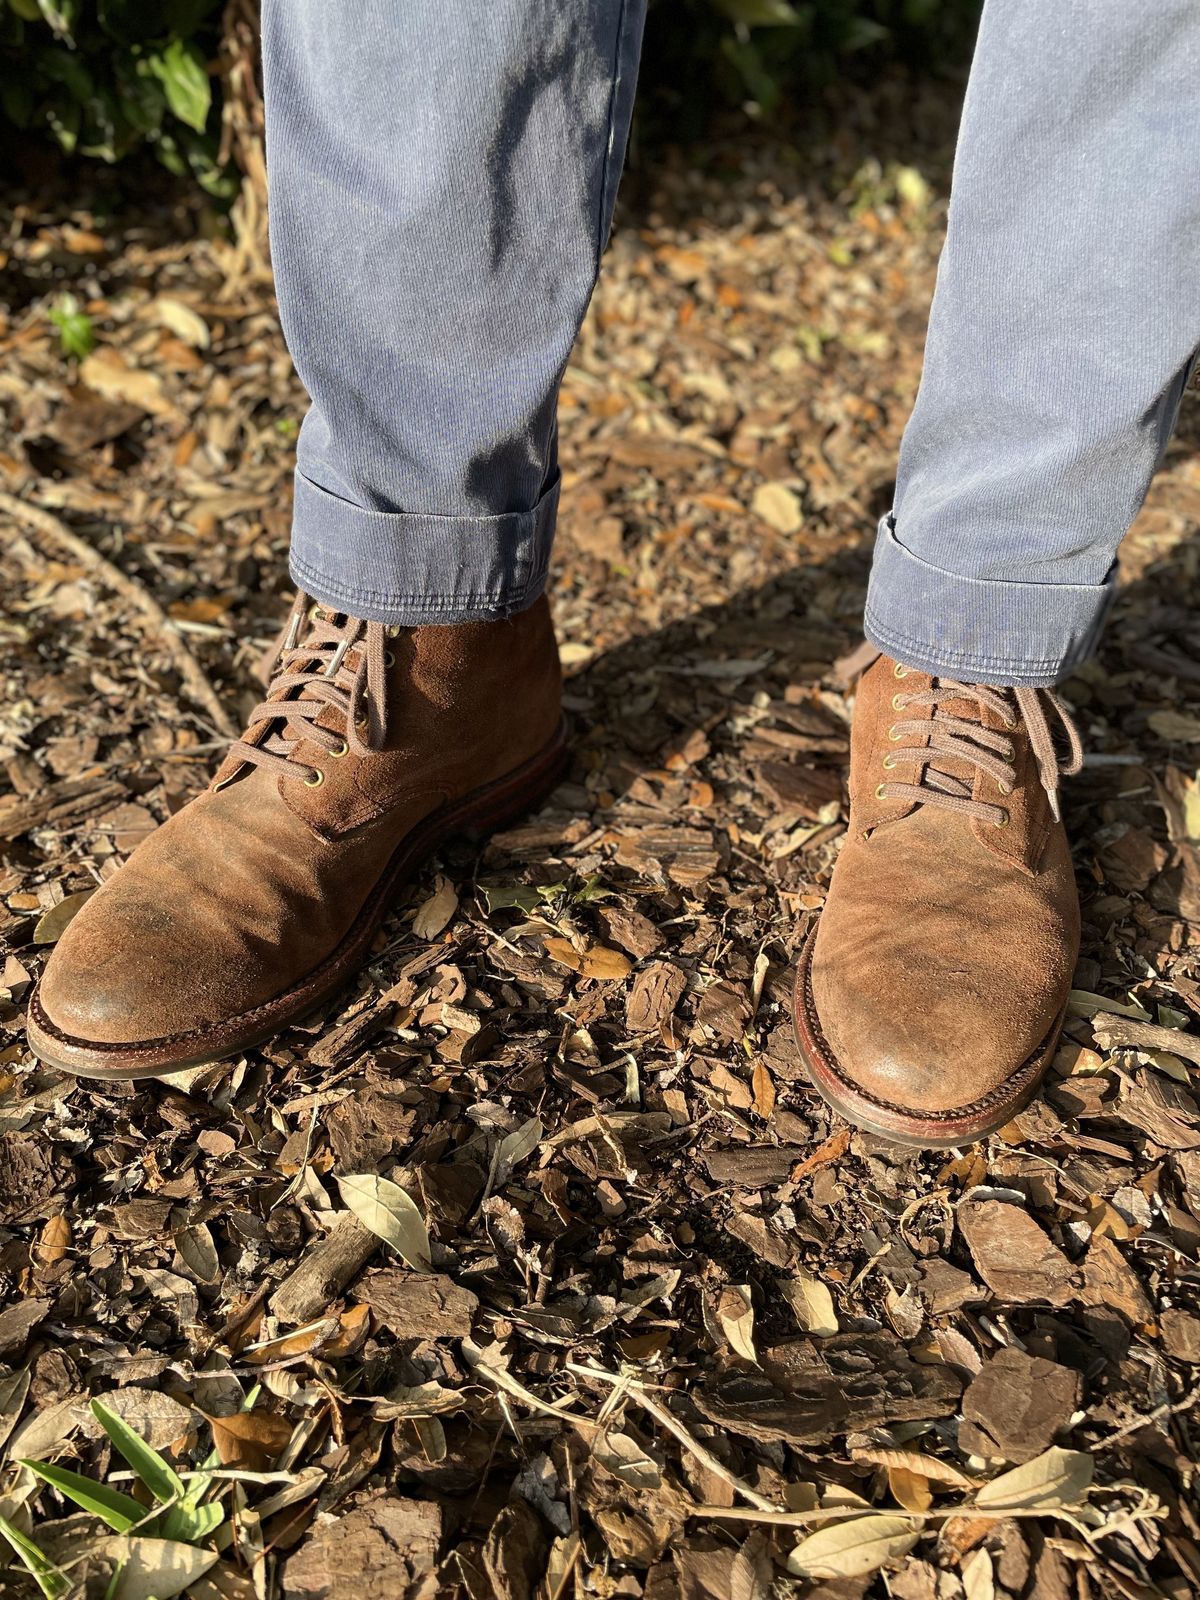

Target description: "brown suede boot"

left=793, top=649, right=1083, bottom=1146
left=28, top=594, right=566, bottom=1079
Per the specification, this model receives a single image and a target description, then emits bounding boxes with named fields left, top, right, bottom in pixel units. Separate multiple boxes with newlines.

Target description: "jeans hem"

left=287, top=467, right=559, bottom=625
left=864, top=515, right=1114, bottom=687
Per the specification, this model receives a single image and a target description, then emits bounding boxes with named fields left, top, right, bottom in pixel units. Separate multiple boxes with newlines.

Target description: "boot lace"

left=832, top=643, right=1083, bottom=827
left=879, top=667, right=1082, bottom=825
left=226, top=593, right=392, bottom=787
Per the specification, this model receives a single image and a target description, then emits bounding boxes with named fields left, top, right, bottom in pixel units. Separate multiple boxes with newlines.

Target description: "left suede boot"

left=28, top=593, right=565, bottom=1079
left=793, top=650, right=1083, bottom=1146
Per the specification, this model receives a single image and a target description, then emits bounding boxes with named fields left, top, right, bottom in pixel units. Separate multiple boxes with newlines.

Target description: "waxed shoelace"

left=836, top=643, right=1084, bottom=825
left=225, top=593, right=391, bottom=785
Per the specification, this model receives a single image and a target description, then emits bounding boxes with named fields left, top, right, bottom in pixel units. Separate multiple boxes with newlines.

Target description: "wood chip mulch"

left=2, top=88, right=1199, bottom=1600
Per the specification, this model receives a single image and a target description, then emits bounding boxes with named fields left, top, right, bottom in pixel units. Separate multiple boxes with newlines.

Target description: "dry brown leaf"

left=411, top=874, right=458, bottom=940
left=717, top=1284, right=758, bottom=1362
left=206, top=1408, right=295, bottom=1471
left=787, top=1516, right=919, bottom=1580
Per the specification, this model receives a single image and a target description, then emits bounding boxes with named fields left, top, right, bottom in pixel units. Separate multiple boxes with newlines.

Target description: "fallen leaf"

left=206, top=1408, right=294, bottom=1471
left=34, top=1212, right=71, bottom=1271
left=974, top=1446, right=1093, bottom=1511
left=95, top=1537, right=219, bottom=1600
left=33, top=889, right=95, bottom=945
left=411, top=875, right=457, bottom=940
left=153, top=296, right=211, bottom=349
left=718, top=1284, right=758, bottom=1362
left=338, top=1174, right=433, bottom=1271
left=787, top=1515, right=918, bottom=1579
left=752, top=481, right=803, bottom=533
left=780, top=1268, right=839, bottom=1337
left=751, top=1060, right=776, bottom=1118
left=80, top=348, right=179, bottom=418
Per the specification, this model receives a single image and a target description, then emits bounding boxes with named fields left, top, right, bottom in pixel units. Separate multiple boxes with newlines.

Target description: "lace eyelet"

left=304, top=768, right=324, bottom=788
left=384, top=650, right=396, bottom=668
left=999, top=780, right=1013, bottom=795
left=995, top=810, right=1010, bottom=827
left=887, top=724, right=902, bottom=741
left=875, top=783, right=888, bottom=799
left=330, top=740, right=349, bottom=759
left=891, top=693, right=907, bottom=711
left=882, top=755, right=896, bottom=770
left=1003, top=715, right=1017, bottom=730
left=892, top=663, right=908, bottom=679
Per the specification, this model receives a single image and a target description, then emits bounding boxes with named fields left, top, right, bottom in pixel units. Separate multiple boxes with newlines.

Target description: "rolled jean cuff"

left=863, top=516, right=1115, bottom=688
left=287, top=468, right=560, bottom=625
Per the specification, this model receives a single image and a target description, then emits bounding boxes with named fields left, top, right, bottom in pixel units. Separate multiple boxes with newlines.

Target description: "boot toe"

left=809, top=958, right=1050, bottom=1117
left=36, top=885, right=229, bottom=1048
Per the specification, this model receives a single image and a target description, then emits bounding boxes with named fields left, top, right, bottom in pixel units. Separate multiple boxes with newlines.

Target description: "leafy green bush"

left=0, top=0, right=234, bottom=195
left=0, top=0, right=981, bottom=196
left=643, top=0, right=982, bottom=131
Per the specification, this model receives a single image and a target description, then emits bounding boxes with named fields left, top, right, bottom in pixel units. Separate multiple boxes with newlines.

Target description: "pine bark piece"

left=1077, top=1235, right=1153, bottom=1325
left=358, top=1268, right=478, bottom=1340
left=270, top=1214, right=379, bottom=1325
left=959, top=1346, right=1083, bottom=1463
left=625, top=961, right=687, bottom=1033
left=958, top=1199, right=1077, bottom=1306
left=282, top=1496, right=441, bottom=1599
left=693, top=1332, right=961, bottom=1445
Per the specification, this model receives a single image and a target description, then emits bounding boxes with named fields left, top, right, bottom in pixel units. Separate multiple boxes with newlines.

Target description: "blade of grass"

left=0, top=1515, right=68, bottom=1599
left=90, top=1399, right=186, bottom=1507
left=21, top=1458, right=145, bottom=1533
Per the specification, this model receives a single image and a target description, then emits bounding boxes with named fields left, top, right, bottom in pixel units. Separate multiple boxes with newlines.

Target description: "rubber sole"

left=792, top=923, right=1065, bottom=1148
left=26, top=722, right=570, bottom=1081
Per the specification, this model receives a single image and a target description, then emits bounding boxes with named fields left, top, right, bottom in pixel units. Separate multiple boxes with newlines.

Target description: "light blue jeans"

left=262, top=0, right=1200, bottom=686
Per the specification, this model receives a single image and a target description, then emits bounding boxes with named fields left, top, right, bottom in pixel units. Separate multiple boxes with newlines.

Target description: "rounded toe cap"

left=806, top=929, right=1066, bottom=1125
left=35, top=886, right=225, bottom=1049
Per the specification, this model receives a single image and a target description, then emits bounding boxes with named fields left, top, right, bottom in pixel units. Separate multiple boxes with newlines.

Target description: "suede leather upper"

left=37, top=598, right=562, bottom=1048
left=808, top=653, right=1080, bottom=1118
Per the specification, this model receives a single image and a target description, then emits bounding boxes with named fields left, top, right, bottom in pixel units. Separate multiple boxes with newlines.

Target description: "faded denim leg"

left=864, top=0, right=1200, bottom=687
left=261, top=0, right=645, bottom=624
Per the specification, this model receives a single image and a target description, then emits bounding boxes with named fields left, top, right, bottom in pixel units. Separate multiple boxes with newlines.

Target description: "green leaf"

left=713, top=0, right=799, bottom=26
left=35, top=0, right=79, bottom=37
left=45, top=92, right=81, bottom=152
left=571, top=873, right=614, bottom=904
left=91, top=1399, right=187, bottom=1506
left=85, top=1400, right=223, bottom=1544
left=48, top=294, right=94, bottom=359
left=173, top=1498, right=224, bottom=1541
left=0, top=1516, right=68, bottom=1599
left=480, top=884, right=548, bottom=913
left=21, top=1458, right=145, bottom=1532
left=145, top=37, right=210, bottom=131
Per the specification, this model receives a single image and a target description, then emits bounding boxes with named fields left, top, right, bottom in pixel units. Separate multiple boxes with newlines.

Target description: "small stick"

left=567, top=1359, right=780, bottom=1514
left=0, top=490, right=237, bottom=740
left=269, top=1214, right=378, bottom=1324
left=1094, top=1382, right=1200, bottom=1450
left=1092, top=1012, right=1200, bottom=1069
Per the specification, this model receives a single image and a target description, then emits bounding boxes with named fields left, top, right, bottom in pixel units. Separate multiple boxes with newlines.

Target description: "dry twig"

left=0, top=490, right=237, bottom=740
left=1092, top=1011, right=1200, bottom=1068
